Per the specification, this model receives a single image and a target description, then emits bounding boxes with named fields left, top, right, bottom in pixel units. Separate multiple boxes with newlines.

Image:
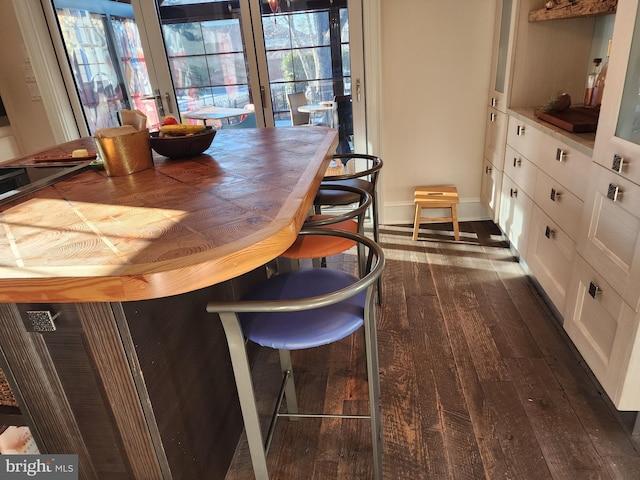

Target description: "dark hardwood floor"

left=225, top=221, right=640, bottom=479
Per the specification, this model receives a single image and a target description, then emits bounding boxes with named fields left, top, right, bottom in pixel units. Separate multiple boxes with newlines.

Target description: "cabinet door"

left=503, top=144, right=537, bottom=196
left=593, top=0, right=640, bottom=187
left=488, top=0, right=514, bottom=112
left=527, top=205, right=575, bottom=314
left=499, top=174, right=533, bottom=258
left=578, top=163, right=640, bottom=312
left=484, top=107, right=507, bottom=170
left=481, top=157, right=502, bottom=222
left=533, top=169, right=583, bottom=242
left=564, top=255, right=640, bottom=410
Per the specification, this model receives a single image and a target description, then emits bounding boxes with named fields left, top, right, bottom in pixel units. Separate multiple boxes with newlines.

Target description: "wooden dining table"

left=0, top=126, right=338, bottom=479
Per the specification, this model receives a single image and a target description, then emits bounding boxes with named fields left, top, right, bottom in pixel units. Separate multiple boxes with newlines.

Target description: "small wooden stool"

left=412, top=186, right=460, bottom=241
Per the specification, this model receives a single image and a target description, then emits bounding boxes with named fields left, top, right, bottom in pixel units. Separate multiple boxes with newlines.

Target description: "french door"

left=48, top=0, right=366, bottom=152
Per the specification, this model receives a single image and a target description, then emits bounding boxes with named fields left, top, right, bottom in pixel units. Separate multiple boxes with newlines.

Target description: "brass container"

left=95, top=129, right=153, bottom=177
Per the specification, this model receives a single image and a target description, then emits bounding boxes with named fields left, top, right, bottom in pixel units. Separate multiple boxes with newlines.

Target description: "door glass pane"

left=157, top=1, right=253, bottom=124
left=615, top=7, right=640, bottom=144
left=262, top=1, right=353, bottom=151
left=494, top=0, right=512, bottom=94
left=51, top=0, right=160, bottom=133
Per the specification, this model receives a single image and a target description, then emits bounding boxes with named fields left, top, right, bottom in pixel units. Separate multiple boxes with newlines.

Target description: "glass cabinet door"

left=615, top=7, right=640, bottom=145
left=593, top=0, right=640, bottom=187
left=489, top=0, right=513, bottom=112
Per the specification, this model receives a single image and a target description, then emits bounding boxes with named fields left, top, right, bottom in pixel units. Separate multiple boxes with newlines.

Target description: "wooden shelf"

left=529, top=0, right=617, bottom=22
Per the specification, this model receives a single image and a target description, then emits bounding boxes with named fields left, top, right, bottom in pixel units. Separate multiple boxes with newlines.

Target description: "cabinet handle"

left=516, top=125, right=525, bottom=136
left=490, top=112, right=496, bottom=122
left=26, top=310, right=60, bottom=332
left=612, top=154, right=625, bottom=173
left=588, top=281, right=602, bottom=299
left=607, top=183, right=621, bottom=202
left=510, top=188, right=518, bottom=198
left=485, top=166, right=492, bottom=174
left=550, top=188, right=561, bottom=201
left=544, top=226, right=555, bottom=238
left=556, top=148, right=567, bottom=162
left=513, top=157, right=522, bottom=167
left=491, top=97, right=497, bottom=107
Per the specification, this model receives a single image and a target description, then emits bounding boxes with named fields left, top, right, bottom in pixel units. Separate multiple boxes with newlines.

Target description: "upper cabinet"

left=489, top=0, right=514, bottom=112
left=490, top=0, right=614, bottom=112
left=594, top=0, right=640, bottom=184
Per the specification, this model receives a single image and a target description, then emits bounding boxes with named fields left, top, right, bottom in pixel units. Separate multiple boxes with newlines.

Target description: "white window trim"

left=16, top=0, right=81, bottom=143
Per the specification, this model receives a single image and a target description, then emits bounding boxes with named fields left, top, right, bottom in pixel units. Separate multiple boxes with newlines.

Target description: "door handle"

left=140, top=89, right=166, bottom=117
left=356, top=79, right=361, bottom=102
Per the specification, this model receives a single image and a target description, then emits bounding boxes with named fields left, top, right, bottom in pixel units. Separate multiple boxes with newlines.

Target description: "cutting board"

left=534, top=107, right=599, bottom=133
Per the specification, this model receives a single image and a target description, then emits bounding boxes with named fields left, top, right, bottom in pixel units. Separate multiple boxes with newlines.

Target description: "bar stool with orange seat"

left=281, top=184, right=371, bottom=272
left=315, top=154, right=383, bottom=243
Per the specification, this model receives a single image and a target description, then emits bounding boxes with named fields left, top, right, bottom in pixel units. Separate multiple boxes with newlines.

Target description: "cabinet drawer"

left=507, top=117, right=589, bottom=199
left=481, top=157, right=502, bottom=222
left=484, top=107, right=507, bottom=170
left=533, top=170, right=584, bottom=241
left=527, top=206, right=575, bottom=314
left=578, top=163, right=640, bottom=311
left=503, top=145, right=537, bottom=196
left=535, top=138, right=590, bottom=201
left=499, top=174, right=533, bottom=258
left=564, top=256, right=640, bottom=410
left=598, top=139, right=640, bottom=188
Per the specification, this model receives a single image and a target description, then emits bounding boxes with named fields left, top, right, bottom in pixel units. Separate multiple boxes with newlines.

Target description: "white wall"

left=378, top=0, right=496, bottom=224
left=0, top=1, right=56, bottom=159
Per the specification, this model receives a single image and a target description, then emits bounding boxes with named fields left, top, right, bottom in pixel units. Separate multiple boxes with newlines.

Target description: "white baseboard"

left=380, top=198, right=490, bottom=226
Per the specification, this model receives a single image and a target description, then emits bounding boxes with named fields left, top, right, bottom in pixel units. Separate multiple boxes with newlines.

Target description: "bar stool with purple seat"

left=206, top=228, right=385, bottom=480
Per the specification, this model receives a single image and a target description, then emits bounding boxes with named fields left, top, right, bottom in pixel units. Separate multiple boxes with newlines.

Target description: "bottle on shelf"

left=583, top=58, right=602, bottom=107
left=591, top=38, right=612, bottom=108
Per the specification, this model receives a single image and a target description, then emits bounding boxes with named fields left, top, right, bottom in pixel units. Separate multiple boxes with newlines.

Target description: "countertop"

left=0, top=126, right=337, bottom=303
left=509, top=107, right=596, bottom=156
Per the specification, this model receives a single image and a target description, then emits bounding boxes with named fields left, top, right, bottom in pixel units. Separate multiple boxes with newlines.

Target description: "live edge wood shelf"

left=0, top=127, right=337, bottom=479
left=529, top=0, right=617, bottom=22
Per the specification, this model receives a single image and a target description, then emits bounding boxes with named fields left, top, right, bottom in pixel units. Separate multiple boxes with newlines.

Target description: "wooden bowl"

left=150, top=126, right=216, bottom=158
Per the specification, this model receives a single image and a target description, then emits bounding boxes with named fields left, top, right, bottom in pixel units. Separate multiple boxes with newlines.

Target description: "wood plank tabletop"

left=0, top=127, right=337, bottom=303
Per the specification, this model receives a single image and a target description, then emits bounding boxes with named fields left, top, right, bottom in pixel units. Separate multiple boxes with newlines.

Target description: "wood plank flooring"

left=225, top=221, right=640, bottom=479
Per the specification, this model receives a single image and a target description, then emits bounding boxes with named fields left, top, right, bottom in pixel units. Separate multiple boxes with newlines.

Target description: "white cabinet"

left=576, top=164, right=640, bottom=311
left=564, top=0, right=640, bottom=410
left=504, top=111, right=590, bottom=314
left=499, top=173, right=533, bottom=258
left=481, top=157, right=502, bottom=222
left=528, top=205, right=576, bottom=313
left=565, top=256, right=640, bottom=410
left=484, top=107, right=508, bottom=170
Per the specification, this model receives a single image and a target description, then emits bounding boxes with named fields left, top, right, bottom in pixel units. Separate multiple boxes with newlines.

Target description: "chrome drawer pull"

left=491, top=97, right=497, bottom=107
left=588, top=282, right=602, bottom=299
left=607, top=183, right=621, bottom=202
left=556, top=148, right=566, bottom=162
left=612, top=154, right=625, bottom=173
left=490, top=112, right=496, bottom=122
left=516, top=125, right=525, bottom=136
left=550, top=188, right=561, bottom=201
left=27, top=310, right=60, bottom=332
left=510, top=188, right=518, bottom=198
left=513, top=157, right=521, bottom=167
left=545, top=226, right=555, bottom=238
left=485, top=166, right=492, bottom=174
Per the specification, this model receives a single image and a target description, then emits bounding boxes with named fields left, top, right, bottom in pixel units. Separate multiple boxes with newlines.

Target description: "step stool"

left=412, top=186, right=460, bottom=241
